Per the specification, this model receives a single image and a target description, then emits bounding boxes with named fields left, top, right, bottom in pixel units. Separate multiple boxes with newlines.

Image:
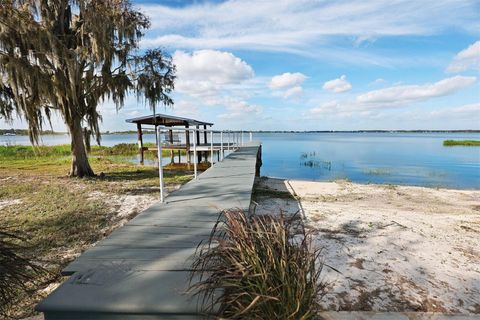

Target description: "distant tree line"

left=3, top=129, right=478, bottom=136
left=0, top=129, right=64, bottom=135
left=249, top=130, right=480, bottom=133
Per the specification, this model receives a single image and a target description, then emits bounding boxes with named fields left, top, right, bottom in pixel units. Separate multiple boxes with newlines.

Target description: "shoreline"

left=254, top=177, right=480, bottom=314
left=262, top=175, right=480, bottom=192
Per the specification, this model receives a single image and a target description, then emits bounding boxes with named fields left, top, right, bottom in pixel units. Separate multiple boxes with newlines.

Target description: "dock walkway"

left=36, top=143, right=262, bottom=320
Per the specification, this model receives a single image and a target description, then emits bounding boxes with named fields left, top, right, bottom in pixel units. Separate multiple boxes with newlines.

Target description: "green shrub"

left=189, top=210, right=326, bottom=319
left=443, top=140, right=480, bottom=146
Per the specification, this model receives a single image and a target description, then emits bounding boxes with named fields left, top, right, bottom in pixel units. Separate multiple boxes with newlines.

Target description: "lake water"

left=2, top=132, right=479, bottom=189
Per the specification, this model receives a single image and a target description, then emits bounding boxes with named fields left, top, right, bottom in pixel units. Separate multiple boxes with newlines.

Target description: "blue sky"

left=2, top=0, right=479, bottom=131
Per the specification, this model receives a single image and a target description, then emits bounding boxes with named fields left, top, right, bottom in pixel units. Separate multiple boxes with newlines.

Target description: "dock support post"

left=137, top=123, right=144, bottom=165
left=210, top=131, right=214, bottom=165
left=185, top=124, right=191, bottom=168
left=255, top=145, right=262, bottom=177
left=196, top=125, right=202, bottom=163
left=169, top=129, right=174, bottom=163
left=220, top=131, right=224, bottom=160
left=204, top=125, right=208, bottom=164
left=250, top=132, right=253, bottom=142
left=157, top=127, right=164, bottom=203
left=193, top=128, right=198, bottom=179
left=241, top=131, right=244, bottom=146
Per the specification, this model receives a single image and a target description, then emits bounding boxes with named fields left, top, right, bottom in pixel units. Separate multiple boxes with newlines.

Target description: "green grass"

left=0, top=143, right=184, bottom=159
left=2, top=182, right=108, bottom=252
left=0, top=177, right=112, bottom=317
left=443, top=140, right=480, bottom=146
left=0, top=143, right=189, bottom=177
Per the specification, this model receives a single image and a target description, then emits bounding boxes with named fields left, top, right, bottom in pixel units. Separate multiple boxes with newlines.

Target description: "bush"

left=0, top=227, right=44, bottom=316
left=189, top=210, right=326, bottom=319
left=443, top=140, right=480, bottom=146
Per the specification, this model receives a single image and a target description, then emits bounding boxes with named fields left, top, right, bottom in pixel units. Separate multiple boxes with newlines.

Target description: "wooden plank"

left=37, top=143, right=261, bottom=319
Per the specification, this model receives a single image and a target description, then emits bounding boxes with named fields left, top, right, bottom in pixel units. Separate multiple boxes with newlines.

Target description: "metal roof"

left=125, top=113, right=213, bottom=127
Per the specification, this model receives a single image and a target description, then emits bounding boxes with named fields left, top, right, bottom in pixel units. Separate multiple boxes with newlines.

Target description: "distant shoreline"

left=2, top=129, right=479, bottom=136
left=244, top=130, right=480, bottom=133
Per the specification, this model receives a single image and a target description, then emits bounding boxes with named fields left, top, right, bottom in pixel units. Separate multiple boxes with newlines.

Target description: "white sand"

left=0, top=198, right=22, bottom=211
left=254, top=178, right=480, bottom=314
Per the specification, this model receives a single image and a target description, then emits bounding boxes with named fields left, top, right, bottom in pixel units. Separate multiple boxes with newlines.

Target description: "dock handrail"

left=156, top=126, right=253, bottom=202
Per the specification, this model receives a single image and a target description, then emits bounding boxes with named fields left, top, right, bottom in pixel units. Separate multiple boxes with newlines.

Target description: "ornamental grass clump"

left=189, top=210, right=325, bottom=319
left=0, top=227, right=44, bottom=316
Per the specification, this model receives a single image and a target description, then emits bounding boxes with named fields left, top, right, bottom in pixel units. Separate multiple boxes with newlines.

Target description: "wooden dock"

left=36, top=143, right=262, bottom=320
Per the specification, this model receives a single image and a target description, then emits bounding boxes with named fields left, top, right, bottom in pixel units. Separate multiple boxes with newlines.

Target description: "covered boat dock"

left=126, top=113, right=239, bottom=166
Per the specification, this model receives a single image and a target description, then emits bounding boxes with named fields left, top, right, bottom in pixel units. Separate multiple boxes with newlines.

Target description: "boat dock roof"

left=126, top=113, right=214, bottom=127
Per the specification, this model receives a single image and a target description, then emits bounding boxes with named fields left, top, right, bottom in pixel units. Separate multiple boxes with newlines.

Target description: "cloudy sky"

left=2, top=0, right=480, bottom=131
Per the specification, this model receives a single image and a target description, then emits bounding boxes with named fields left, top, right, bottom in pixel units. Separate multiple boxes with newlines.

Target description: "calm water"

left=2, top=132, right=479, bottom=189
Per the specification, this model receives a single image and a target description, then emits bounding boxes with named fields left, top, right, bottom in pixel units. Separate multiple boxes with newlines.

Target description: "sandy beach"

left=253, top=178, right=480, bottom=314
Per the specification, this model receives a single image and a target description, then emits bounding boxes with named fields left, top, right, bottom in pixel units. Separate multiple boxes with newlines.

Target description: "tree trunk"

left=68, top=117, right=95, bottom=177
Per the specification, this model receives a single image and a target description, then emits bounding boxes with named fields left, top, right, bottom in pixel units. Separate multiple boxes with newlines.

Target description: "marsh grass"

left=443, top=140, right=480, bottom=146
left=363, top=168, right=392, bottom=176
left=189, top=210, right=326, bottom=319
left=301, top=159, right=332, bottom=170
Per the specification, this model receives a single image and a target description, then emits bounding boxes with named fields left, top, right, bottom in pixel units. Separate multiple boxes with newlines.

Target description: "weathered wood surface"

left=36, top=143, right=262, bottom=320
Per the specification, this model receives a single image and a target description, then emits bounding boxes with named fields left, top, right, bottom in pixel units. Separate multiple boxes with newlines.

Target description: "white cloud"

left=323, top=75, right=352, bottom=93
left=429, top=102, right=480, bottom=119
left=269, top=72, right=306, bottom=89
left=140, top=0, right=479, bottom=58
left=446, top=40, right=480, bottom=73
left=173, top=50, right=254, bottom=97
left=269, top=72, right=306, bottom=99
left=391, top=103, right=480, bottom=127
left=217, top=97, right=262, bottom=120
left=309, top=101, right=340, bottom=115
left=306, top=76, right=479, bottom=120
left=172, top=100, right=201, bottom=119
left=225, top=97, right=262, bottom=114
left=126, top=110, right=142, bottom=117
left=370, top=78, right=385, bottom=86
left=170, top=50, right=263, bottom=123
left=357, top=76, right=477, bottom=105
left=283, top=86, right=303, bottom=98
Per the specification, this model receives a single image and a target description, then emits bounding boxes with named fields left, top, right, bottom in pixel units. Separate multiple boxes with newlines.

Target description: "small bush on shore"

left=189, top=210, right=325, bottom=319
left=443, top=140, right=480, bottom=146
